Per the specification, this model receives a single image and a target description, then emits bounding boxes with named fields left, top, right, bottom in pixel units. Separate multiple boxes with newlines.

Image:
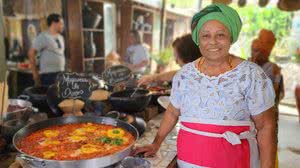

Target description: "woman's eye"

left=202, top=34, right=209, bottom=38
left=217, top=34, right=225, bottom=37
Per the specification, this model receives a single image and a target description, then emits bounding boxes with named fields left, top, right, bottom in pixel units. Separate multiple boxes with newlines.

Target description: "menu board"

left=56, top=73, right=98, bottom=99
left=102, top=65, right=132, bottom=86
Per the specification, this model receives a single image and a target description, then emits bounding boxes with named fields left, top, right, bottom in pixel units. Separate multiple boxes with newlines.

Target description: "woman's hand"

left=133, top=104, right=179, bottom=158
left=138, top=75, right=156, bottom=86
left=133, top=143, right=160, bottom=157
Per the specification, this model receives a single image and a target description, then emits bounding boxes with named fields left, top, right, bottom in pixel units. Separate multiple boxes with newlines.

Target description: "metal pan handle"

left=16, top=153, right=47, bottom=168
left=18, top=95, right=30, bottom=101
left=30, top=106, right=39, bottom=113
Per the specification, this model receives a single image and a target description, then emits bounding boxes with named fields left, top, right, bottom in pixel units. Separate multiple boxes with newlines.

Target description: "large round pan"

left=13, top=116, right=139, bottom=168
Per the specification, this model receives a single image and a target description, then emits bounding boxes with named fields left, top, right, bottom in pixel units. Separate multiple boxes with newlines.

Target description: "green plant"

left=151, top=47, right=173, bottom=65
left=230, top=4, right=293, bottom=59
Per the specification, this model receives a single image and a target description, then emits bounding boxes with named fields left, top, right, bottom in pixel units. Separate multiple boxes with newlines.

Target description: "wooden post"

left=0, top=0, right=9, bottom=122
left=117, top=1, right=133, bottom=59
left=63, top=0, right=84, bottom=72
left=0, top=0, right=7, bottom=82
left=159, top=0, right=166, bottom=51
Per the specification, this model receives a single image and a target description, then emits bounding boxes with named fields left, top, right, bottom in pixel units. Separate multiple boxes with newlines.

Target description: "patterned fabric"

left=170, top=60, right=275, bottom=121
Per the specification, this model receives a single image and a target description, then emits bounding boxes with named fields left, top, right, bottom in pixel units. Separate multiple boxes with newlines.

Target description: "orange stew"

left=17, top=123, right=135, bottom=160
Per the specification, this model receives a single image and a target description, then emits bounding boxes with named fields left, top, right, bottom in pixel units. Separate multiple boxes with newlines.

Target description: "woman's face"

left=173, top=48, right=184, bottom=67
left=198, top=20, right=231, bottom=61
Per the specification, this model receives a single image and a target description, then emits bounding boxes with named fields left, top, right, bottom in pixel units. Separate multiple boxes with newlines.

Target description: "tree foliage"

left=231, top=5, right=293, bottom=59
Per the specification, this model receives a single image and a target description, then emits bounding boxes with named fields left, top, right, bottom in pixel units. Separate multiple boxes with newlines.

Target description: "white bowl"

left=157, top=96, right=170, bottom=109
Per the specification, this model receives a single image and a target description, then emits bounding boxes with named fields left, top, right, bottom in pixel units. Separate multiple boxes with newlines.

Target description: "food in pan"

left=17, top=123, right=135, bottom=160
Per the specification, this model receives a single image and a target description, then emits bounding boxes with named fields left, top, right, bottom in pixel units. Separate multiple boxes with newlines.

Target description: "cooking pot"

left=21, top=86, right=50, bottom=113
left=13, top=116, right=139, bottom=168
left=4, top=99, right=34, bottom=122
left=109, top=89, right=151, bottom=113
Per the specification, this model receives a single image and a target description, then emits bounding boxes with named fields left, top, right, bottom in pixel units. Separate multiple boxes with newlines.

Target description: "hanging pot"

left=278, top=0, right=300, bottom=11
left=82, top=2, right=102, bottom=28
left=212, top=0, right=232, bottom=5
left=259, top=0, right=269, bottom=7
left=238, top=0, right=247, bottom=7
left=84, top=32, right=96, bottom=58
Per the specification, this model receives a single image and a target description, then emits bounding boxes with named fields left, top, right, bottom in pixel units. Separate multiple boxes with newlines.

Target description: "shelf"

left=132, top=5, right=156, bottom=13
left=83, top=28, right=104, bottom=32
left=142, top=31, right=152, bottom=34
left=84, top=57, right=105, bottom=61
left=85, top=0, right=107, bottom=3
left=131, top=29, right=153, bottom=35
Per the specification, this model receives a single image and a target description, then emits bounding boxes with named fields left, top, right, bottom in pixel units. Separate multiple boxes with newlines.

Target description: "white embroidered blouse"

left=170, top=60, right=275, bottom=121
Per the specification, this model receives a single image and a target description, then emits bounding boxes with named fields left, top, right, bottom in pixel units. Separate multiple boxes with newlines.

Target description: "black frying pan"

left=108, top=89, right=151, bottom=114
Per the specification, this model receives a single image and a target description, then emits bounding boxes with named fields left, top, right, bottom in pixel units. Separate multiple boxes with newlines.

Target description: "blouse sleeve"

left=246, top=66, right=275, bottom=116
left=169, top=72, right=183, bottom=109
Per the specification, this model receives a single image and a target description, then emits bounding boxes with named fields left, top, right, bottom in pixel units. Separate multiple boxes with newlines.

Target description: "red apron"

left=177, top=116, right=260, bottom=168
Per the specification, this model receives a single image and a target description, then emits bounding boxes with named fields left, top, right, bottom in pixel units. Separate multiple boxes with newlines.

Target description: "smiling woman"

left=134, top=3, right=277, bottom=168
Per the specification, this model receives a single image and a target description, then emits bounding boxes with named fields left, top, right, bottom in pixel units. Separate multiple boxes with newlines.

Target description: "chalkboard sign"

left=102, top=65, right=132, bottom=86
left=56, top=73, right=98, bottom=99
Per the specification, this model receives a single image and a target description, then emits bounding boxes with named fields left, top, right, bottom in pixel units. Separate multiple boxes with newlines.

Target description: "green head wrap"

left=191, top=3, right=242, bottom=45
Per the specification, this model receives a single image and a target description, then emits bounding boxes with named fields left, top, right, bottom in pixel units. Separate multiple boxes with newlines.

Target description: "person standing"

left=250, top=29, right=284, bottom=168
left=250, top=29, right=285, bottom=123
left=123, top=30, right=150, bottom=74
left=251, top=29, right=284, bottom=105
left=28, top=13, right=65, bottom=86
left=134, top=4, right=276, bottom=168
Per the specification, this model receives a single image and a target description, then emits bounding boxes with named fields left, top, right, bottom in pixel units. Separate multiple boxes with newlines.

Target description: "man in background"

left=28, top=13, right=65, bottom=86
